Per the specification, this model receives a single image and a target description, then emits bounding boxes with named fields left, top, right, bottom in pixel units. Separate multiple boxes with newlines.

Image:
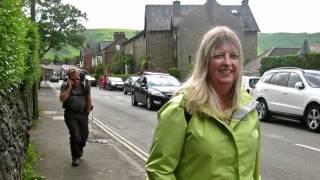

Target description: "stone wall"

left=132, top=35, right=146, bottom=72
left=147, top=31, right=173, bottom=72
left=124, top=34, right=146, bottom=73
left=244, top=31, right=258, bottom=62
left=0, top=87, right=32, bottom=180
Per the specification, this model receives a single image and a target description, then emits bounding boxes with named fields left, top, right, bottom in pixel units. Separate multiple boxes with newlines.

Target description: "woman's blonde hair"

left=178, top=26, right=244, bottom=117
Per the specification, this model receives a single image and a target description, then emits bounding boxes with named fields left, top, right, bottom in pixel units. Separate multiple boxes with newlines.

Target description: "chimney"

left=207, top=0, right=216, bottom=6
left=114, top=32, right=125, bottom=41
left=242, top=0, right=249, bottom=6
left=173, top=1, right=181, bottom=16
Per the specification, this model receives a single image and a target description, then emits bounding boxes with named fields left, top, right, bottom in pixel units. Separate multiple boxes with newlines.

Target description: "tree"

left=37, top=0, right=87, bottom=58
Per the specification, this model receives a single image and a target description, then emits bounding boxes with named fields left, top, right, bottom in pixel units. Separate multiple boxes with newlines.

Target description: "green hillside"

left=257, top=32, right=320, bottom=55
left=44, top=29, right=320, bottom=60
left=44, top=28, right=139, bottom=60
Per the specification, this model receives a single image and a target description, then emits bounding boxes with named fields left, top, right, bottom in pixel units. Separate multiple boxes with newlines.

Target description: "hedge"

left=0, top=0, right=40, bottom=92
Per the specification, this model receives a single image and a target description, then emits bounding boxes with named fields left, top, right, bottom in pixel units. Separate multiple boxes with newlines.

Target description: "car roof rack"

left=271, top=67, right=303, bottom=70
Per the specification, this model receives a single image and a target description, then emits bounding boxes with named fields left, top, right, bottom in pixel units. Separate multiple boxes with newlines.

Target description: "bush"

left=24, top=21, right=40, bottom=86
left=0, top=0, right=40, bottom=92
left=139, top=54, right=147, bottom=72
left=168, top=67, right=181, bottom=79
left=0, top=0, right=28, bottom=92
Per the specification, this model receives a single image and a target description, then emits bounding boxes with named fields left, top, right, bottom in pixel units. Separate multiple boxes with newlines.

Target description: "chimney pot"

left=173, top=1, right=181, bottom=16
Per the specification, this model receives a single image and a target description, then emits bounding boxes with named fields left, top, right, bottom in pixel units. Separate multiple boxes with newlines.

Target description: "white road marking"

left=295, top=144, right=320, bottom=152
left=93, top=117, right=148, bottom=162
left=262, top=133, right=295, bottom=143
left=263, top=133, right=320, bottom=152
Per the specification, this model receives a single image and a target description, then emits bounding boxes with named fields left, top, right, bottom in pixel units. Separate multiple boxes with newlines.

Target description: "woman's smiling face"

left=208, top=42, right=240, bottom=92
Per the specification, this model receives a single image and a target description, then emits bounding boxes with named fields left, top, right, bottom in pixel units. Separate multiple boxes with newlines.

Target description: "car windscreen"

left=147, top=76, right=181, bottom=87
left=109, top=77, right=123, bottom=82
left=304, top=72, right=320, bottom=88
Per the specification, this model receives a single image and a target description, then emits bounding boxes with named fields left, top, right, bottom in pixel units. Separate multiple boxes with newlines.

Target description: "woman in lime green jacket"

left=145, top=26, right=261, bottom=180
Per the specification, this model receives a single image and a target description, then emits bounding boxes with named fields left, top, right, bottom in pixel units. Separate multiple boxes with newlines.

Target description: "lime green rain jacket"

left=145, top=91, right=261, bottom=180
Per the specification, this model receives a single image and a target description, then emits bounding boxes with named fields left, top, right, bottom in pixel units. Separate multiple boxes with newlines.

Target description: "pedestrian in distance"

left=145, top=26, right=261, bottom=180
left=59, top=68, right=93, bottom=166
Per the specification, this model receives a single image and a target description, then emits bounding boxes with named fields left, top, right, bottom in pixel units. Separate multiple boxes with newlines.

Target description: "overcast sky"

left=62, top=0, right=319, bottom=33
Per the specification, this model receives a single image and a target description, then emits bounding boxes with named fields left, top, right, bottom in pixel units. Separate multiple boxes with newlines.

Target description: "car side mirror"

left=294, top=82, right=304, bottom=89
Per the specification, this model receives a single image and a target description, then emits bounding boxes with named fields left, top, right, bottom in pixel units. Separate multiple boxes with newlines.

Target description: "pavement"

left=30, top=82, right=145, bottom=180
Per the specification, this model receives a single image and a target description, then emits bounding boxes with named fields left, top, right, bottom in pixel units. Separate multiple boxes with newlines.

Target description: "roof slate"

left=268, top=48, right=300, bottom=56
left=145, top=2, right=259, bottom=32
left=224, top=5, right=260, bottom=32
left=145, top=5, right=201, bottom=31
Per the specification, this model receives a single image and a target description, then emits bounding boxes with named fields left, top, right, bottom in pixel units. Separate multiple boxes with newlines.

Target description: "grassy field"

left=44, top=29, right=320, bottom=60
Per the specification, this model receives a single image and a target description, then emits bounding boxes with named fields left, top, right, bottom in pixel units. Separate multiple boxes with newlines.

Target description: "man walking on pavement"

left=60, top=68, right=93, bottom=166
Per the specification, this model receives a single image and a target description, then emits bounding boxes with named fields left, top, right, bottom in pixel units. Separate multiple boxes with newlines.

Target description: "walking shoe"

left=72, top=158, right=80, bottom=166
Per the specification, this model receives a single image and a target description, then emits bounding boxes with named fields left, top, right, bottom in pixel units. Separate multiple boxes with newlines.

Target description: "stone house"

left=92, top=41, right=112, bottom=68
left=102, top=32, right=128, bottom=68
left=124, top=0, right=259, bottom=79
left=80, top=46, right=94, bottom=73
left=123, top=31, right=146, bottom=72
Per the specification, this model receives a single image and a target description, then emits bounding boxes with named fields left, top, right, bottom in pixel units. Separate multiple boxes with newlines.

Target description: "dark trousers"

left=64, top=111, right=89, bottom=160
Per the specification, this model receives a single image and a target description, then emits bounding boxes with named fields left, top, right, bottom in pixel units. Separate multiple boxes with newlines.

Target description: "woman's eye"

left=213, top=54, right=224, bottom=59
left=230, top=54, right=239, bottom=59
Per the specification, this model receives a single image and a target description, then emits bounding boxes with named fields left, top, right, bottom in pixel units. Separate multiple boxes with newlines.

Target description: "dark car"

left=131, top=73, right=181, bottom=110
left=107, top=77, right=124, bottom=91
left=123, top=76, right=139, bottom=94
left=49, top=75, right=60, bottom=82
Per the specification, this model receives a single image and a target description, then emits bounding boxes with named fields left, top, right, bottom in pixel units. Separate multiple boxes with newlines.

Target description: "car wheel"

left=146, top=96, right=154, bottom=110
left=256, top=99, right=270, bottom=122
left=131, top=93, right=138, bottom=106
left=304, top=105, right=320, bottom=132
left=123, top=87, right=127, bottom=94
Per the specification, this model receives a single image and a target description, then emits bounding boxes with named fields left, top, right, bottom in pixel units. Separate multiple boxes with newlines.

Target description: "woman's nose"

left=222, top=54, right=232, bottom=64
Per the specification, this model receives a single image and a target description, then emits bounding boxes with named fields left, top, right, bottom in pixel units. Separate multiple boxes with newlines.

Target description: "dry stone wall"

left=0, top=88, right=32, bottom=180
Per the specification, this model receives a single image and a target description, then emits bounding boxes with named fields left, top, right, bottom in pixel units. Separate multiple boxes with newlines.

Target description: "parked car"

left=252, top=67, right=320, bottom=132
left=85, top=75, right=97, bottom=87
left=107, top=77, right=124, bottom=91
left=123, top=76, right=139, bottom=94
left=131, top=73, right=181, bottom=110
left=242, top=76, right=260, bottom=94
left=49, top=75, right=59, bottom=82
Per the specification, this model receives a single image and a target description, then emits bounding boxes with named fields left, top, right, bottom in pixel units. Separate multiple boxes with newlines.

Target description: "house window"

left=97, top=57, right=102, bottom=64
left=116, top=45, right=120, bottom=51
